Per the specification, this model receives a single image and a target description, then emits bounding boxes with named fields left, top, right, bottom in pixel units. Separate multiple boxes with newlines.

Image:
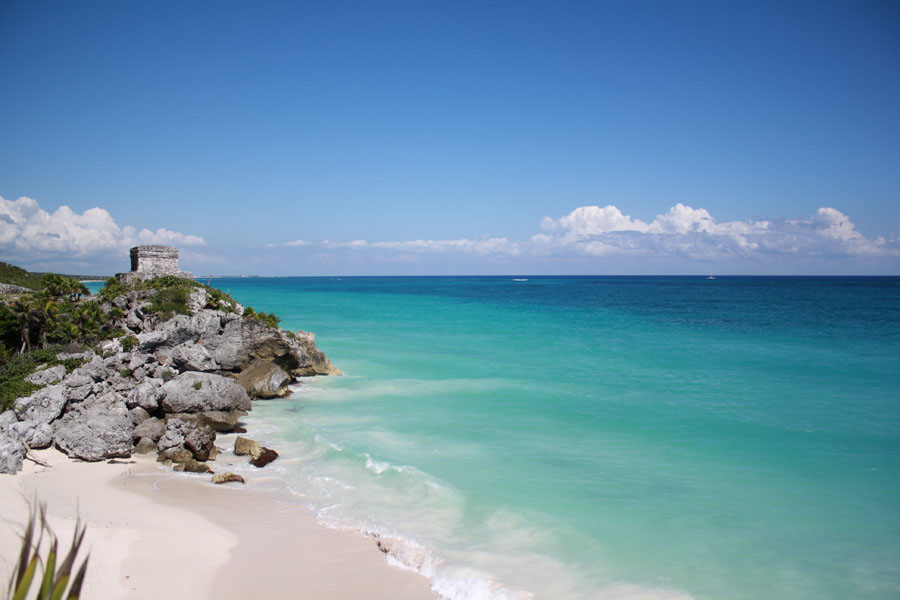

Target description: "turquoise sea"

left=134, top=277, right=900, bottom=599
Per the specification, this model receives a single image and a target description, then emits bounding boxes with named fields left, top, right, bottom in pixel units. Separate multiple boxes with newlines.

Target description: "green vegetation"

left=0, top=263, right=281, bottom=411
left=0, top=346, right=88, bottom=412
left=161, top=369, right=176, bottom=382
left=0, top=262, right=46, bottom=291
left=120, top=335, right=138, bottom=352
left=192, top=381, right=202, bottom=390
left=7, top=501, right=89, bottom=600
left=242, top=306, right=280, bottom=328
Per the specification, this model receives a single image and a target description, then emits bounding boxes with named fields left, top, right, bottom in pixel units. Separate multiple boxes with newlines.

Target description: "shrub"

left=98, top=276, right=129, bottom=303
left=161, top=369, right=176, bottom=382
left=147, top=286, right=191, bottom=320
left=119, top=368, right=133, bottom=378
left=120, top=335, right=138, bottom=352
left=193, top=381, right=202, bottom=390
left=0, top=346, right=65, bottom=410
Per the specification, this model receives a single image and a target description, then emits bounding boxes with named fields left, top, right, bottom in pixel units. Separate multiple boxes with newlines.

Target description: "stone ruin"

left=116, top=245, right=193, bottom=283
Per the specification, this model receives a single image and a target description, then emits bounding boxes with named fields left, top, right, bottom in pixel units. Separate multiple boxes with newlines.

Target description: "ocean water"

left=140, top=277, right=900, bottom=599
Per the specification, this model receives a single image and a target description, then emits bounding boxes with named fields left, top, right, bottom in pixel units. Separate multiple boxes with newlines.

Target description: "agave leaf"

left=51, top=519, right=86, bottom=592
left=39, top=539, right=59, bottom=600
left=12, top=502, right=37, bottom=592
left=66, top=557, right=90, bottom=600
left=11, top=554, right=39, bottom=600
left=49, top=574, right=70, bottom=600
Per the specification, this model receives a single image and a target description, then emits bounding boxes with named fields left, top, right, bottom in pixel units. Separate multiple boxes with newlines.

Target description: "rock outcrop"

left=0, top=282, right=339, bottom=474
left=236, top=359, right=291, bottom=398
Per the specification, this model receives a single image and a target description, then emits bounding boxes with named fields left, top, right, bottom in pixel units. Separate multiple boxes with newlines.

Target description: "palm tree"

left=10, top=298, right=40, bottom=353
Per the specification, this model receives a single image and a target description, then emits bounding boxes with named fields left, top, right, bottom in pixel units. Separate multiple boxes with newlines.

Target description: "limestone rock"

left=14, top=384, right=67, bottom=426
left=53, top=395, right=133, bottom=461
left=0, top=411, right=25, bottom=474
left=129, top=406, right=151, bottom=426
left=10, top=421, right=54, bottom=449
left=128, top=378, right=165, bottom=412
left=134, top=437, right=158, bottom=454
left=160, top=372, right=251, bottom=413
left=250, top=447, right=278, bottom=468
left=236, top=359, right=292, bottom=399
left=158, top=418, right=216, bottom=461
left=165, top=409, right=247, bottom=432
left=25, top=365, right=66, bottom=386
left=133, top=417, right=166, bottom=442
left=292, top=330, right=342, bottom=376
left=212, top=472, right=245, bottom=484
left=172, top=459, right=212, bottom=473
left=234, top=436, right=261, bottom=457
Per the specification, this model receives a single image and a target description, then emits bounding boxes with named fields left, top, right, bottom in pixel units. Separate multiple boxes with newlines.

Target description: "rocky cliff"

left=0, top=285, right=339, bottom=474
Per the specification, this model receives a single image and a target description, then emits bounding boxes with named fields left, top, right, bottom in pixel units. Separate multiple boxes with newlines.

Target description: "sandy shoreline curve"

left=0, top=447, right=437, bottom=599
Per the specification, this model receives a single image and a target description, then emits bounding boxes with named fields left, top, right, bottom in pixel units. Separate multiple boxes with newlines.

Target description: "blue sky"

left=1, top=0, right=898, bottom=275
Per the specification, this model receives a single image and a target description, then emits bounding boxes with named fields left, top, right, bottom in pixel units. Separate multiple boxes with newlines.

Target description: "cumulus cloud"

left=275, top=203, right=896, bottom=268
left=535, top=204, right=898, bottom=261
left=0, top=195, right=206, bottom=263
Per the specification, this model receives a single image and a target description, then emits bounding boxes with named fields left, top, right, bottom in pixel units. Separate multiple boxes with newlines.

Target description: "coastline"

left=0, top=447, right=437, bottom=599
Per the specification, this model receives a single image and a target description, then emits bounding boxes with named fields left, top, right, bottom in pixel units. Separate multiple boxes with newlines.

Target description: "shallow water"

left=124, top=277, right=900, bottom=599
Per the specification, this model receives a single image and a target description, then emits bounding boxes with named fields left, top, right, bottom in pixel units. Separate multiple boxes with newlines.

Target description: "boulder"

left=129, top=406, right=151, bottom=426
left=14, top=384, right=67, bottom=426
left=128, top=378, right=165, bottom=412
left=234, top=435, right=278, bottom=467
left=25, top=364, right=66, bottom=386
left=169, top=341, right=218, bottom=372
left=234, top=436, right=261, bottom=457
left=133, top=417, right=166, bottom=442
left=250, top=447, right=278, bottom=468
left=173, top=459, right=213, bottom=473
left=236, top=360, right=292, bottom=398
left=10, top=421, right=54, bottom=449
left=134, top=437, right=158, bottom=454
left=165, top=409, right=247, bottom=432
left=53, top=395, right=133, bottom=461
left=158, top=418, right=216, bottom=461
left=160, top=372, right=251, bottom=413
left=212, top=472, right=245, bottom=485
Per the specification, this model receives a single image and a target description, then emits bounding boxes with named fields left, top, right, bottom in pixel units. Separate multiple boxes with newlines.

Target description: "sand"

left=0, top=448, right=438, bottom=599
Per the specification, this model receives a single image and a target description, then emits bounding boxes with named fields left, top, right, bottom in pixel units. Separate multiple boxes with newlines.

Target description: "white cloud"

left=274, top=204, right=896, bottom=267
left=283, top=239, right=311, bottom=247
left=0, top=195, right=206, bottom=263
left=536, top=204, right=898, bottom=261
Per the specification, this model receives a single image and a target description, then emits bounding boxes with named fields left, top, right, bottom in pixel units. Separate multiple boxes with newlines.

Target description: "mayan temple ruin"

left=116, top=245, right=193, bottom=283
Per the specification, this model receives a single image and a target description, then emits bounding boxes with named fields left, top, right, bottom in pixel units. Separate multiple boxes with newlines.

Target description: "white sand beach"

left=0, top=448, right=437, bottom=599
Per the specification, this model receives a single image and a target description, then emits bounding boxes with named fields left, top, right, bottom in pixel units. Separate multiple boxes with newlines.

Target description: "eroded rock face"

left=158, top=418, right=216, bottom=461
left=133, top=417, right=166, bottom=442
left=53, top=395, right=133, bottom=461
left=160, top=372, right=251, bottom=413
left=292, top=331, right=342, bottom=376
left=25, top=365, right=66, bottom=386
left=164, top=409, right=246, bottom=432
left=236, top=360, right=291, bottom=399
left=0, top=410, right=26, bottom=474
left=14, top=384, right=67, bottom=428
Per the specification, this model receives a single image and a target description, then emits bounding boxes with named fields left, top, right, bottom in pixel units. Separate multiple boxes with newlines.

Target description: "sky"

left=1, top=0, right=898, bottom=275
